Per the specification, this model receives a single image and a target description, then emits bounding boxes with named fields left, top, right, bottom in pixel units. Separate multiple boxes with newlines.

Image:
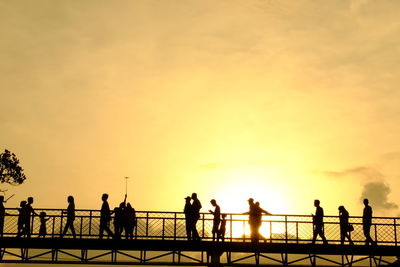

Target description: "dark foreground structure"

left=1, top=208, right=400, bottom=266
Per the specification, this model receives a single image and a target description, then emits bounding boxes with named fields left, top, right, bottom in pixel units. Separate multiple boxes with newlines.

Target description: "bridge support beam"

left=208, top=250, right=221, bottom=267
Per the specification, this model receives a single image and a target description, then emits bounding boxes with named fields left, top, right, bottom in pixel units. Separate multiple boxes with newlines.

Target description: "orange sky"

left=1, top=0, right=400, bottom=221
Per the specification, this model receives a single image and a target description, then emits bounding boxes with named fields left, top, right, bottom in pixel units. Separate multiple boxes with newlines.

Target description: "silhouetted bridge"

left=1, top=209, right=400, bottom=266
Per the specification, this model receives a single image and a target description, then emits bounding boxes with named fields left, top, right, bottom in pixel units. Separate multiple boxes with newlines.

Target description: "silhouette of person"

left=362, top=198, right=376, bottom=245
left=338, top=206, right=353, bottom=245
left=209, top=199, right=221, bottom=241
left=38, top=212, right=50, bottom=238
left=113, top=202, right=125, bottom=239
left=125, top=202, right=136, bottom=239
left=183, top=196, right=192, bottom=241
left=218, top=214, right=227, bottom=242
left=16, top=200, right=27, bottom=237
left=61, top=196, right=76, bottom=238
left=311, top=199, right=328, bottom=245
left=244, top=198, right=271, bottom=243
left=191, top=193, right=202, bottom=241
left=24, top=197, right=37, bottom=238
left=0, top=196, right=6, bottom=237
left=99, top=193, right=114, bottom=239
left=254, top=201, right=271, bottom=241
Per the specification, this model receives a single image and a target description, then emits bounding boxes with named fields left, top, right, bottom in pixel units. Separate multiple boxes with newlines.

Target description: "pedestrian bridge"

left=1, top=209, right=400, bottom=266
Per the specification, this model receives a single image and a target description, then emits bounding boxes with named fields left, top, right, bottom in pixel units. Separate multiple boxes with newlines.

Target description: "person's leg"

left=70, top=221, right=76, bottom=238
left=185, top=220, right=191, bottom=240
left=319, top=228, right=328, bottom=244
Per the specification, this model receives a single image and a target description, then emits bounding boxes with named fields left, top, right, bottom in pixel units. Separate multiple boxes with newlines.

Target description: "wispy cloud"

left=324, top=166, right=384, bottom=180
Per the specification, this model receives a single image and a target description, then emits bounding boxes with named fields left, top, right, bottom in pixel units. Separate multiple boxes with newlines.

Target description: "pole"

left=125, top=177, right=129, bottom=196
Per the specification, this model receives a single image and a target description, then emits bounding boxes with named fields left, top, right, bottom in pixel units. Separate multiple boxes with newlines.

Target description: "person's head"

left=102, top=194, right=108, bottom=201
left=363, top=198, right=369, bottom=206
left=68, top=195, right=74, bottom=203
left=210, top=199, right=217, bottom=206
left=314, top=199, right=320, bottom=207
left=40, top=211, right=46, bottom=217
left=255, top=201, right=260, bottom=207
left=27, top=197, right=33, bottom=204
left=127, top=203, right=132, bottom=209
left=221, top=214, right=227, bottom=219
left=338, top=205, right=344, bottom=212
left=191, top=193, right=197, bottom=200
left=20, top=200, right=26, bottom=208
left=0, top=196, right=4, bottom=202
left=119, top=202, right=125, bottom=208
left=185, top=196, right=191, bottom=203
left=248, top=198, right=254, bottom=204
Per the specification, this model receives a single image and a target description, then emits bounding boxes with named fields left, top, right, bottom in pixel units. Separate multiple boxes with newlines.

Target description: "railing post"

left=146, top=212, right=149, bottom=237
left=162, top=218, right=165, bottom=240
left=395, top=218, right=397, bottom=246
left=285, top=216, right=288, bottom=244
left=243, top=220, right=246, bottom=242
left=59, top=210, right=64, bottom=237
left=202, top=213, right=205, bottom=239
left=296, top=222, right=299, bottom=244
left=88, top=211, right=92, bottom=237
left=270, top=221, right=272, bottom=243
left=230, top=214, right=233, bottom=242
left=52, top=216, right=56, bottom=238
left=174, top=213, right=177, bottom=240
left=80, top=216, right=83, bottom=239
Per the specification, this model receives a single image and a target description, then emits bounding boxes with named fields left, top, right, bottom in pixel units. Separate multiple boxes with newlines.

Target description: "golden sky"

left=1, top=0, right=400, bottom=219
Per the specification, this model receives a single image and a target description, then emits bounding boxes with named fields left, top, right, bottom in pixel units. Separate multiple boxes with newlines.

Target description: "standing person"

left=311, top=200, right=328, bottom=245
left=16, top=201, right=27, bottom=237
left=191, top=193, right=202, bottom=241
left=338, top=206, right=353, bottom=245
left=113, top=202, right=125, bottom=239
left=244, top=198, right=257, bottom=242
left=218, top=214, right=227, bottom=242
left=99, top=194, right=114, bottom=239
left=244, top=198, right=271, bottom=243
left=38, top=212, right=50, bottom=238
left=209, top=199, right=221, bottom=241
left=254, top=201, right=271, bottom=241
left=25, top=197, right=37, bottom=238
left=61, top=196, right=76, bottom=238
left=0, top=196, right=5, bottom=237
left=362, top=199, right=376, bottom=245
left=183, top=196, right=192, bottom=241
left=125, top=202, right=136, bottom=239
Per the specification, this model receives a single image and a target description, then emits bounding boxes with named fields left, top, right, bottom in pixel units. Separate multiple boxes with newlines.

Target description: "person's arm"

left=123, top=194, right=127, bottom=205
left=260, top=207, right=272, bottom=215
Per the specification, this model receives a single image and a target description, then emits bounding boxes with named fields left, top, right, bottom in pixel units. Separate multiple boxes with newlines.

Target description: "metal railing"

left=1, top=208, right=399, bottom=246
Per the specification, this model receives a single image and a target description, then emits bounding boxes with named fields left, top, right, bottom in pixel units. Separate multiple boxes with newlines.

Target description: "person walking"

left=338, top=206, right=353, bottom=245
left=99, top=194, right=114, bottom=239
left=362, top=199, right=376, bottom=245
left=209, top=199, right=221, bottom=241
left=61, top=196, right=76, bottom=238
left=311, top=200, right=328, bottom=245
left=191, top=193, right=202, bottom=241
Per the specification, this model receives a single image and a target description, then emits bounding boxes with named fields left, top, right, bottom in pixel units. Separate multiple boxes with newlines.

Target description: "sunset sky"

left=1, top=0, right=400, bottom=221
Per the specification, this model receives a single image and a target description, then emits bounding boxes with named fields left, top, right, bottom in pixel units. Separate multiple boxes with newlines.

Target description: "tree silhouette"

left=0, top=149, right=26, bottom=185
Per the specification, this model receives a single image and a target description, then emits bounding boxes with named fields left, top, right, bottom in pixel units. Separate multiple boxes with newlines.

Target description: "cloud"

left=361, top=181, right=398, bottom=210
left=324, top=166, right=384, bottom=180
